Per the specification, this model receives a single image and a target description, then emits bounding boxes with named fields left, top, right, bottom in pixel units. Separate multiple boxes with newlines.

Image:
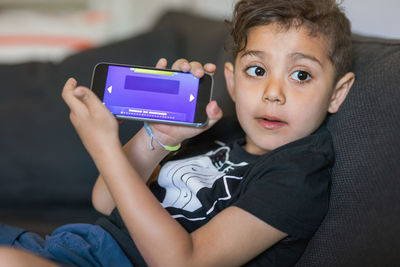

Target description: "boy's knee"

left=0, top=247, right=59, bottom=267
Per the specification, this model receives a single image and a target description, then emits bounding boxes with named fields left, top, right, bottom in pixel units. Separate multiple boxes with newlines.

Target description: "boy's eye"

left=246, top=66, right=266, bottom=77
left=291, top=70, right=311, bottom=82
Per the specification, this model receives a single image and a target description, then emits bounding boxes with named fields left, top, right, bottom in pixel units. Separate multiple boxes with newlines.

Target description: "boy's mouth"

left=257, top=116, right=287, bottom=130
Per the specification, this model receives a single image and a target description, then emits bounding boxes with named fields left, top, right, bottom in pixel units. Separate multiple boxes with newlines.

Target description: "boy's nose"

left=262, top=79, right=286, bottom=104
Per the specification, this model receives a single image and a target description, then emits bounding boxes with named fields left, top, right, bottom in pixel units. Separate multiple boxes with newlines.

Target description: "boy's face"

left=224, top=24, right=354, bottom=155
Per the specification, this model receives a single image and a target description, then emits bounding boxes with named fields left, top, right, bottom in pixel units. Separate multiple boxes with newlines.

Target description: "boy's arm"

left=92, top=127, right=169, bottom=215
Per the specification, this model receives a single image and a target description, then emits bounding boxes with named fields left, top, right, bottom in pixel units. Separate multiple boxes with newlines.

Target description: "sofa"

left=1, top=11, right=399, bottom=266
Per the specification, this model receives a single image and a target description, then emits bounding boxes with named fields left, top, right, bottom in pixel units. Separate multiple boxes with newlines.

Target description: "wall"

left=103, top=0, right=236, bottom=41
left=109, top=0, right=400, bottom=41
left=342, top=0, right=400, bottom=39
left=115, top=0, right=400, bottom=39
left=1, top=0, right=398, bottom=63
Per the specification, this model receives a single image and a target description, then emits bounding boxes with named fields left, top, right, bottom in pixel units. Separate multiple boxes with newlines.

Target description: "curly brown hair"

left=228, top=0, right=353, bottom=81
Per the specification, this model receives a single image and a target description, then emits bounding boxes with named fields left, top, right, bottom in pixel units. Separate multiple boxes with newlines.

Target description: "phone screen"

left=92, top=64, right=212, bottom=126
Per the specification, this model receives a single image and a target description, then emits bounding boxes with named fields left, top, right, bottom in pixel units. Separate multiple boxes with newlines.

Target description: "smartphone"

left=91, top=63, right=213, bottom=127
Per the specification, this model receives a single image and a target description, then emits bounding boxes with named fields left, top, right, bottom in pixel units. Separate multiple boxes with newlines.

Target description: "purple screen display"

left=102, top=65, right=200, bottom=123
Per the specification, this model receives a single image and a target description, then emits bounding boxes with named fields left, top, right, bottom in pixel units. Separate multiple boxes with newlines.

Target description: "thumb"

left=73, top=86, right=102, bottom=112
left=206, top=100, right=223, bottom=128
left=73, top=86, right=90, bottom=101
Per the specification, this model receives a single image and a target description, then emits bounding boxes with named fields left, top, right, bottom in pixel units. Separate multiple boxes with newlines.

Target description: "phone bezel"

left=91, top=62, right=213, bottom=127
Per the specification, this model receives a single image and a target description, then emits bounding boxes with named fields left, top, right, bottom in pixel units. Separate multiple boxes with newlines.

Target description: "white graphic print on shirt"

left=157, top=145, right=248, bottom=218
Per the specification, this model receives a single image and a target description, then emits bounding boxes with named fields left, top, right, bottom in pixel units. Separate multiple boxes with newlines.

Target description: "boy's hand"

left=62, top=78, right=121, bottom=156
left=147, top=58, right=223, bottom=147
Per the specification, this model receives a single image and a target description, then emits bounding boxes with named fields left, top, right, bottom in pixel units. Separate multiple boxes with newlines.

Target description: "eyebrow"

left=240, top=50, right=267, bottom=59
left=289, top=52, right=323, bottom=67
left=241, top=50, right=322, bottom=65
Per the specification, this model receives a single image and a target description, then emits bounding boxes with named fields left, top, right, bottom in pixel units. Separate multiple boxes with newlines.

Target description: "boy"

left=0, top=0, right=354, bottom=266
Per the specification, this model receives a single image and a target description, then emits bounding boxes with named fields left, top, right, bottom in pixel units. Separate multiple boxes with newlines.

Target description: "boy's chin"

left=245, top=134, right=306, bottom=155
left=244, top=138, right=282, bottom=155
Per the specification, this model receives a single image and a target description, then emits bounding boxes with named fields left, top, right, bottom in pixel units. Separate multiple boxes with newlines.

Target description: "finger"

left=61, top=77, right=77, bottom=102
left=72, top=86, right=105, bottom=115
left=204, top=63, right=217, bottom=75
left=62, top=78, right=87, bottom=113
left=171, top=58, right=191, bottom=72
left=155, top=58, right=167, bottom=69
left=189, top=61, right=205, bottom=78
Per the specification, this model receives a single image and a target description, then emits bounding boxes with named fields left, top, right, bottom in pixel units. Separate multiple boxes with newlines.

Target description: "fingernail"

left=68, top=78, right=77, bottom=86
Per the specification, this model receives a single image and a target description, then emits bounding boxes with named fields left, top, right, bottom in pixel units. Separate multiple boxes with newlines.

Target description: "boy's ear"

left=224, top=62, right=236, bottom=102
left=328, top=72, right=355, bottom=113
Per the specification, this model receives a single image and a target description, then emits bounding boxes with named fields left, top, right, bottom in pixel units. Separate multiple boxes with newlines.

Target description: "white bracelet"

left=143, top=122, right=181, bottom=151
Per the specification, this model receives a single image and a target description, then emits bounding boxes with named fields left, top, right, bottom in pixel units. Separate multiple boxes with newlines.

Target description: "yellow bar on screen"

left=132, top=68, right=174, bottom=76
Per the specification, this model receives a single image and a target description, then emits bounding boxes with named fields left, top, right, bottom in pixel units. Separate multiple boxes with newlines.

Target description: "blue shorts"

left=0, top=222, right=133, bottom=267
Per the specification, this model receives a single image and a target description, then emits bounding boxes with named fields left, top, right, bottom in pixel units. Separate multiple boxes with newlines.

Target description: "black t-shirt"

left=97, top=127, right=334, bottom=266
